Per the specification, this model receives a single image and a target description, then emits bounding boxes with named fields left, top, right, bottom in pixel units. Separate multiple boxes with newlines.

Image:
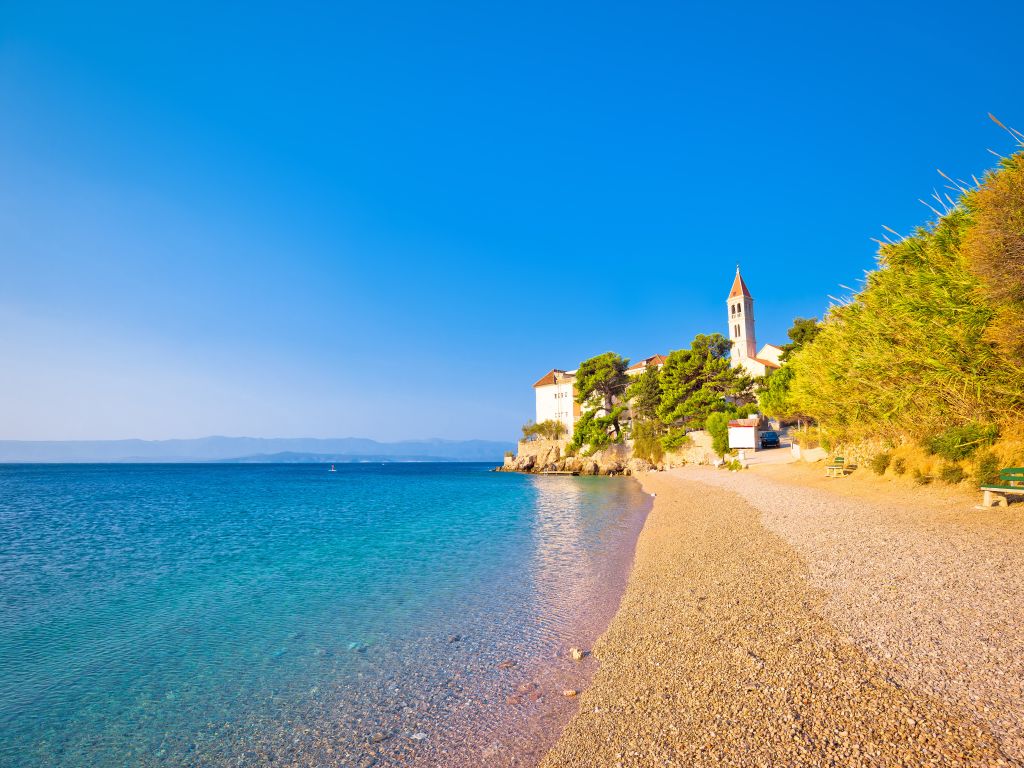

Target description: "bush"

left=974, top=450, right=1001, bottom=487
left=912, top=468, right=932, bottom=485
left=632, top=421, right=666, bottom=464
left=705, top=412, right=731, bottom=457
left=893, top=457, right=907, bottom=475
left=869, top=452, right=892, bottom=475
left=791, top=426, right=821, bottom=448
left=939, top=463, right=966, bottom=484
left=923, top=423, right=999, bottom=461
left=504, top=450, right=514, bottom=458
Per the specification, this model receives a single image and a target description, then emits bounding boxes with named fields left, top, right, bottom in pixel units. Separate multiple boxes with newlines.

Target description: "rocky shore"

left=498, top=441, right=653, bottom=477
left=541, top=468, right=1021, bottom=767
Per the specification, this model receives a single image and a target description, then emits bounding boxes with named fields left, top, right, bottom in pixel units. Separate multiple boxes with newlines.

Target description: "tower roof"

left=728, top=267, right=752, bottom=299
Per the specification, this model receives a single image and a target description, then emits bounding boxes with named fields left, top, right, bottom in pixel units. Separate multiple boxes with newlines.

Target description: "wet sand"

left=541, top=468, right=1022, bottom=767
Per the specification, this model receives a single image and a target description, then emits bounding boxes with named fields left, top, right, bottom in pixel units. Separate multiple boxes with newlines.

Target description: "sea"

left=0, top=463, right=650, bottom=767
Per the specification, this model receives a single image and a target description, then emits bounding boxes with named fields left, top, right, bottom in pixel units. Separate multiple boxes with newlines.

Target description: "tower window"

left=734, top=324, right=740, bottom=337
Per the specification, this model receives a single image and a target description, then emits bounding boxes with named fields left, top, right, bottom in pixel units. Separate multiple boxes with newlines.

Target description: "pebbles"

left=692, top=464, right=1024, bottom=764
left=541, top=473, right=1011, bottom=767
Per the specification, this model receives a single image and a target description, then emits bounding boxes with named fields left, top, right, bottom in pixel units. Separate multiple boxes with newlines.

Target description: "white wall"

left=535, top=381, right=577, bottom=433
left=728, top=425, right=757, bottom=449
left=758, top=344, right=783, bottom=367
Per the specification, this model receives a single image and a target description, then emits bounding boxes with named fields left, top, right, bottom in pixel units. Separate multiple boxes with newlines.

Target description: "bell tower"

left=726, top=266, right=756, bottom=365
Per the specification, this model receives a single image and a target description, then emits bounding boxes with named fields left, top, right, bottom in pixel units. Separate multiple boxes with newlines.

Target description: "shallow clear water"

left=0, top=463, right=649, bottom=767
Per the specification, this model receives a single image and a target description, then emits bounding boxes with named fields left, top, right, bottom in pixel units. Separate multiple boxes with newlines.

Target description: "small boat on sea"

left=328, top=464, right=337, bottom=472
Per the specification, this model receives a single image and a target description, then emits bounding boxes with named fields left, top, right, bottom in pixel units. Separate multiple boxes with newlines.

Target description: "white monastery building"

left=533, top=268, right=782, bottom=432
left=532, top=369, right=580, bottom=434
left=726, top=267, right=783, bottom=378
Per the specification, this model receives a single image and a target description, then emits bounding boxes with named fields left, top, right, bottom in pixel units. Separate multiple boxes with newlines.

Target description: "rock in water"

left=569, top=647, right=585, bottom=661
left=563, top=689, right=578, bottom=697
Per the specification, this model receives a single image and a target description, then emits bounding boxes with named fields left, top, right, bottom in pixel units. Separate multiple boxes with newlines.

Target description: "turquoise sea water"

left=0, top=463, right=649, bottom=767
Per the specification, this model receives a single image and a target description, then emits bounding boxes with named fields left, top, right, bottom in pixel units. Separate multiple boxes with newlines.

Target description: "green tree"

left=760, top=317, right=821, bottom=418
left=567, top=409, right=624, bottom=455
left=625, top=365, right=662, bottom=422
left=758, top=364, right=796, bottom=418
left=657, top=334, right=754, bottom=432
left=574, top=352, right=630, bottom=438
left=521, top=419, right=567, bottom=441
left=780, top=317, right=821, bottom=362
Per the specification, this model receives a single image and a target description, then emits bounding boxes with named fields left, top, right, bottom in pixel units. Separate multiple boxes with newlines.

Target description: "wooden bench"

left=825, top=456, right=848, bottom=478
left=979, top=467, right=1024, bottom=508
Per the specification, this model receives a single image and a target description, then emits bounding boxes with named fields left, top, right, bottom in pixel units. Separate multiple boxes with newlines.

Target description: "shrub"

left=974, top=450, right=1001, bottom=487
left=939, top=463, right=967, bottom=484
left=783, top=151, right=1024, bottom=449
left=632, top=420, right=666, bottom=464
left=912, top=468, right=932, bottom=485
left=792, top=425, right=821, bottom=448
left=893, top=457, right=907, bottom=475
left=504, top=450, right=514, bottom=458
left=869, top=452, right=892, bottom=475
left=923, top=423, right=999, bottom=461
left=705, top=412, right=731, bottom=457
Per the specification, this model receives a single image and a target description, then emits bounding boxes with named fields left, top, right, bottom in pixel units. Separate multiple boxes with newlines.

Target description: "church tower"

left=726, top=266, right=756, bottom=366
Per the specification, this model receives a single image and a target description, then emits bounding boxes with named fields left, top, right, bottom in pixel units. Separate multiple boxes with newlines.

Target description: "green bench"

left=825, top=456, right=849, bottom=478
left=979, top=467, right=1024, bottom=508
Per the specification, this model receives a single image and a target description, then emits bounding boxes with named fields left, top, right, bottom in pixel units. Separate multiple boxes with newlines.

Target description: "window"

left=734, top=324, right=740, bottom=337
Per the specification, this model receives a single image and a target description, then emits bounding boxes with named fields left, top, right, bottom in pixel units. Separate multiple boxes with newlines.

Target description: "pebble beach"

left=541, top=466, right=1023, bottom=767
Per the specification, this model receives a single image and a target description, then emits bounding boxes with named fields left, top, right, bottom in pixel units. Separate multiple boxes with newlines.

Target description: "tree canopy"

left=625, top=365, right=662, bottom=423
left=657, top=334, right=753, bottom=431
left=574, top=352, right=630, bottom=411
left=780, top=317, right=821, bottom=362
left=564, top=352, right=631, bottom=452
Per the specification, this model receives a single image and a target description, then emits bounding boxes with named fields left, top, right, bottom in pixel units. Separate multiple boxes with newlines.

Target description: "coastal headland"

left=541, top=464, right=1023, bottom=766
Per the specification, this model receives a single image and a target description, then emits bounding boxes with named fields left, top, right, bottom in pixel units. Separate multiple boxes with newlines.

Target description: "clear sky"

left=2, top=1, right=1022, bottom=441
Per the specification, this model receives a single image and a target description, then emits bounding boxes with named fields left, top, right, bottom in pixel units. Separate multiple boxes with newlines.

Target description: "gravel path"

left=541, top=472, right=1016, bottom=767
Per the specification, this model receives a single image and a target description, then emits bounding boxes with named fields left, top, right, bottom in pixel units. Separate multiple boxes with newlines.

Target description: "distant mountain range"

left=0, top=437, right=514, bottom=463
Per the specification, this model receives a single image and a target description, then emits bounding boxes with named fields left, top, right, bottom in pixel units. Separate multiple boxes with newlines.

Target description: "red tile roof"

left=728, top=418, right=760, bottom=428
left=627, top=354, right=667, bottom=371
left=728, top=267, right=752, bottom=299
left=533, top=369, right=568, bottom=388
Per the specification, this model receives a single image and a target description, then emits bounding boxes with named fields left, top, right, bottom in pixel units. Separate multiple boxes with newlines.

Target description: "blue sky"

left=2, top=1, right=1022, bottom=441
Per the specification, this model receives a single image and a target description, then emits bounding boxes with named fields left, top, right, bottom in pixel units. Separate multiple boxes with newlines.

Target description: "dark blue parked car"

left=759, top=430, right=780, bottom=449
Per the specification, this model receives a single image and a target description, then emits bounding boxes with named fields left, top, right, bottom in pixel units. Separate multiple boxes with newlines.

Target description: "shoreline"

left=540, top=466, right=1023, bottom=766
left=462, top=475, right=655, bottom=767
